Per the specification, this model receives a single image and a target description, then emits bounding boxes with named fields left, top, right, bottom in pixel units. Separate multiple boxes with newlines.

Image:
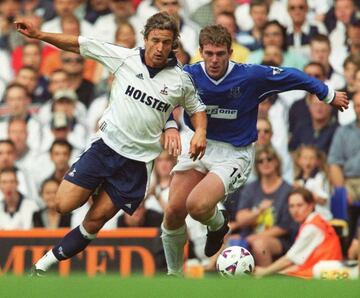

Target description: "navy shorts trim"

left=64, top=138, right=151, bottom=214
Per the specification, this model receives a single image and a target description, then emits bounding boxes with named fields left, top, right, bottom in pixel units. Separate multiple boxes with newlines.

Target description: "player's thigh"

left=56, top=179, right=93, bottom=214
left=165, top=170, right=205, bottom=220
left=186, top=172, right=225, bottom=213
left=83, top=190, right=120, bottom=233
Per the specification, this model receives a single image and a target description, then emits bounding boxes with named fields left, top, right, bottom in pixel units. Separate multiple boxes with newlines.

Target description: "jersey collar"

left=200, top=61, right=235, bottom=85
left=140, top=49, right=178, bottom=78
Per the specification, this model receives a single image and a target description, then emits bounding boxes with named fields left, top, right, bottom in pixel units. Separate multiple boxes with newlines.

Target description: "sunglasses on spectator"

left=62, top=57, right=84, bottom=63
left=257, top=128, right=271, bottom=134
left=256, top=156, right=274, bottom=164
left=289, top=5, right=306, bottom=11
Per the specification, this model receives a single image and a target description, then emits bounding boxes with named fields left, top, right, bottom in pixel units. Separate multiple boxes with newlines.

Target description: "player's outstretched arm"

left=14, top=19, right=80, bottom=54
left=330, top=91, right=349, bottom=112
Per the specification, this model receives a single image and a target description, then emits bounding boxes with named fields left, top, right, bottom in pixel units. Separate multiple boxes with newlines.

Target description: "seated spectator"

left=0, top=167, right=39, bottom=230
left=84, top=0, right=111, bottom=24
left=288, top=94, right=338, bottom=154
left=117, top=200, right=163, bottom=228
left=234, top=145, right=295, bottom=266
left=0, top=83, right=42, bottom=151
left=347, top=218, right=359, bottom=260
left=32, top=178, right=71, bottom=228
left=293, top=145, right=332, bottom=220
left=0, top=139, right=39, bottom=202
left=248, top=20, right=308, bottom=70
left=255, top=187, right=343, bottom=279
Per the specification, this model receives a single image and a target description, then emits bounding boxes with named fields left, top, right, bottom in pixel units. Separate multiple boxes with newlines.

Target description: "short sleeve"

left=78, top=36, right=132, bottom=74
left=181, top=72, right=206, bottom=115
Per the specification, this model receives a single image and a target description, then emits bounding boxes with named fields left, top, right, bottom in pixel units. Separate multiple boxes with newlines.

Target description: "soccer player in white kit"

left=15, top=12, right=207, bottom=275
left=161, top=25, right=349, bottom=276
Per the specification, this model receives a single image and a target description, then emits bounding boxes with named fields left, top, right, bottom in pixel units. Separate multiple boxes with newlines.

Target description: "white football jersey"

left=79, top=36, right=205, bottom=162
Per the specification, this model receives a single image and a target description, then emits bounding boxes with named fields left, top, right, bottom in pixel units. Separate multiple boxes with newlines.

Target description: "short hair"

left=40, top=177, right=60, bottom=194
left=142, top=12, right=180, bottom=49
left=4, top=83, right=30, bottom=100
left=115, top=20, right=135, bottom=38
left=310, top=34, right=331, bottom=48
left=199, top=24, right=232, bottom=51
left=0, top=167, right=17, bottom=179
left=343, top=53, right=360, bottom=68
left=8, top=116, right=27, bottom=128
left=254, top=145, right=282, bottom=177
left=263, top=20, right=287, bottom=52
left=50, top=139, right=73, bottom=154
left=304, top=62, right=327, bottom=76
left=18, top=65, right=38, bottom=75
left=288, top=187, right=315, bottom=205
left=250, top=0, right=270, bottom=13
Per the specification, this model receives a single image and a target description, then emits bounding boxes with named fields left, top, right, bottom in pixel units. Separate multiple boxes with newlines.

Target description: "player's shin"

left=201, top=206, right=224, bottom=231
left=161, top=223, right=187, bottom=276
left=34, top=224, right=97, bottom=272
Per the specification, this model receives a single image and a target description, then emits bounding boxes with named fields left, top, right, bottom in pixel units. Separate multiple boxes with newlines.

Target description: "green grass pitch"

left=0, top=274, right=359, bottom=298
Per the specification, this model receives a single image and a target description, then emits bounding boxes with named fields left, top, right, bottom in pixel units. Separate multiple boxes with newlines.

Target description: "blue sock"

left=52, top=225, right=96, bottom=261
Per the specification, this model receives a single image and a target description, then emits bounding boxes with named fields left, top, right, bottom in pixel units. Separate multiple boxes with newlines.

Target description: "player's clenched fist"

left=189, top=129, right=206, bottom=161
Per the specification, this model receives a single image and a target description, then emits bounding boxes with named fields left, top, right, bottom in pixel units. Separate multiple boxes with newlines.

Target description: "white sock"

left=201, top=207, right=224, bottom=231
left=161, top=223, right=187, bottom=276
left=79, top=223, right=97, bottom=240
left=35, top=249, right=59, bottom=271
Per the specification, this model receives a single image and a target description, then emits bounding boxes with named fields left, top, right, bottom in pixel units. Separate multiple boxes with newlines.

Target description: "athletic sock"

left=201, top=207, right=225, bottom=231
left=35, top=249, right=59, bottom=272
left=161, top=223, right=187, bottom=276
left=53, top=224, right=97, bottom=260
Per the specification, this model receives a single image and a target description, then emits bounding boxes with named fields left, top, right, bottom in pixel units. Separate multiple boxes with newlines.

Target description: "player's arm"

left=14, top=19, right=80, bottom=53
left=163, top=111, right=181, bottom=157
left=189, top=111, right=207, bottom=161
left=254, top=65, right=349, bottom=111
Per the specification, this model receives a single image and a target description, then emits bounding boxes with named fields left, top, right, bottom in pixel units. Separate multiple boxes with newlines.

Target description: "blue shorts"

left=64, top=138, right=153, bottom=215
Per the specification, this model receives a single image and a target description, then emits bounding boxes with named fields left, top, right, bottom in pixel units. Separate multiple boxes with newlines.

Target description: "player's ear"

left=229, top=48, right=233, bottom=57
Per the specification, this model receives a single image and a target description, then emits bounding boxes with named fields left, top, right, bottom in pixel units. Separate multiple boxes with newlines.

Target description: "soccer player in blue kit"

left=161, top=25, right=349, bottom=276
left=14, top=12, right=207, bottom=275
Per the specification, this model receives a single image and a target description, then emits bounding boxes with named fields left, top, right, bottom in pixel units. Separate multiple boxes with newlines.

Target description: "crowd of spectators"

left=0, top=0, right=359, bottom=274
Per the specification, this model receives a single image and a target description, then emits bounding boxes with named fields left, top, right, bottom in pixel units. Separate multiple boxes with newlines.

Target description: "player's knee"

left=186, top=200, right=208, bottom=221
left=55, top=199, right=72, bottom=215
left=164, top=204, right=186, bottom=229
left=248, top=237, right=266, bottom=253
left=83, top=217, right=106, bottom=234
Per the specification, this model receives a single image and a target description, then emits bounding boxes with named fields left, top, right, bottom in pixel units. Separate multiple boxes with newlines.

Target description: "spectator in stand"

left=286, top=0, right=327, bottom=60
left=0, top=0, right=22, bottom=51
left=0, top=83, right=42, bottom=151
left=248, top=20, right=308, bottom=70
left=328, top=91, right=360, bottom=246
left=32, top=178, right=71, bottom=228
left=7, top=117, right=39, bottom=174
left=93, top=0, right=142, bottom=45
left=41, top=0, right=93, bottom=36
left=233, top=145, right=295, bottom=266
left=20, top=0, right=55, bottom=21
left=84, top=0, right=111, bottom=24
left=0, top=139, right=39, bottom=202
left=347, top=218, right=359, bottom=260
left=293, top=145, right=332, bottom=220
left=0, top=167, right=39, bottom=229
left=309, top=34, right=345, bottom=91
left=255, top=188, right=343, bottom=279
left=191, top=11, right=249, bottom=63
left=47, top=139, right=72, bottom=183
left=237, top=0, right=269, bottom=51
left=15, top=64, right=49, bottom=105
left=289, top=94, right=338, bottom=154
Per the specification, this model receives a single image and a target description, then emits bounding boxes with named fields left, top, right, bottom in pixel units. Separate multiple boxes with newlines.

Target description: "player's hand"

left=163, top=128, right=181, bottom=157
left=253, top=266, right=267, bottom=277
left=14, top=19, right=40, bottom=39
left=330, top=91, right=349, bottom=112
left=189, top=129, right=206, bottom=161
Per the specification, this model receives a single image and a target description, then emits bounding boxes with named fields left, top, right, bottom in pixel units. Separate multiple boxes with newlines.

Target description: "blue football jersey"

left=183, top=62, right=333, bottom=147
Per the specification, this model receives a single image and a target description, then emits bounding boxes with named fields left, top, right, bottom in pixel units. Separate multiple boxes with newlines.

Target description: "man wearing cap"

left=15, top=12, right=207, bottom=275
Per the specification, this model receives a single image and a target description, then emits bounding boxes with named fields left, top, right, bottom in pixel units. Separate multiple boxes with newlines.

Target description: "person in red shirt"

left=255, top=187, right=343, bottom=279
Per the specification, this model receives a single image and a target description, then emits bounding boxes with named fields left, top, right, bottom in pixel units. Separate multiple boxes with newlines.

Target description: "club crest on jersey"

left=270, top=66, right=283, bottom=75
left=229, top=86, right=241, bottom=98
left=160, top=85, right=168, bottom=95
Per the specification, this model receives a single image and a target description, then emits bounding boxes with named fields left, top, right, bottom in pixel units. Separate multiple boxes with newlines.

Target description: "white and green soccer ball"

left=216, top=246, right=255, bottom=277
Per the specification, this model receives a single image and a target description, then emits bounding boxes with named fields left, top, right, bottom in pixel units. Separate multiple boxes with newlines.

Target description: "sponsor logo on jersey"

left=206, top=105, right=238, bottom=119
left=270, top=66, right=283, bottom=75
left=136, top=73, right=144, bottom=80
left=125, top=85, right=171, bottom=113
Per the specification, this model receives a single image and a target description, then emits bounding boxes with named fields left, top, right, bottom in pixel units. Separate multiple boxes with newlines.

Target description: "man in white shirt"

left=15, top=11, right=207, bottom=276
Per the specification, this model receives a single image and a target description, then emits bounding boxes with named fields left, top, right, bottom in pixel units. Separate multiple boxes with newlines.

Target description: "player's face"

left=144, top=29, right=174, bottom=68
left=200, top=44, right=232, bottom=80
left=288, top=193, right=313, bottom=223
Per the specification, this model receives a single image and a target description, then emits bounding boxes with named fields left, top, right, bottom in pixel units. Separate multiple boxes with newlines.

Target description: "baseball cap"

left=53, top=89, right=78, bottom=102
left=350, top=11, right=360, bottom=27
left=51, top=112, right=69, bottom=130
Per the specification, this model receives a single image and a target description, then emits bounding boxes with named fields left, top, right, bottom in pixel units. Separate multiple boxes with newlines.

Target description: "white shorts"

left=172, top=128, right=255, bottom=195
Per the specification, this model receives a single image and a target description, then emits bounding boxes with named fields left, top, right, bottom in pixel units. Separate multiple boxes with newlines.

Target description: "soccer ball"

left=216, top=246, right=255, bottom=277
